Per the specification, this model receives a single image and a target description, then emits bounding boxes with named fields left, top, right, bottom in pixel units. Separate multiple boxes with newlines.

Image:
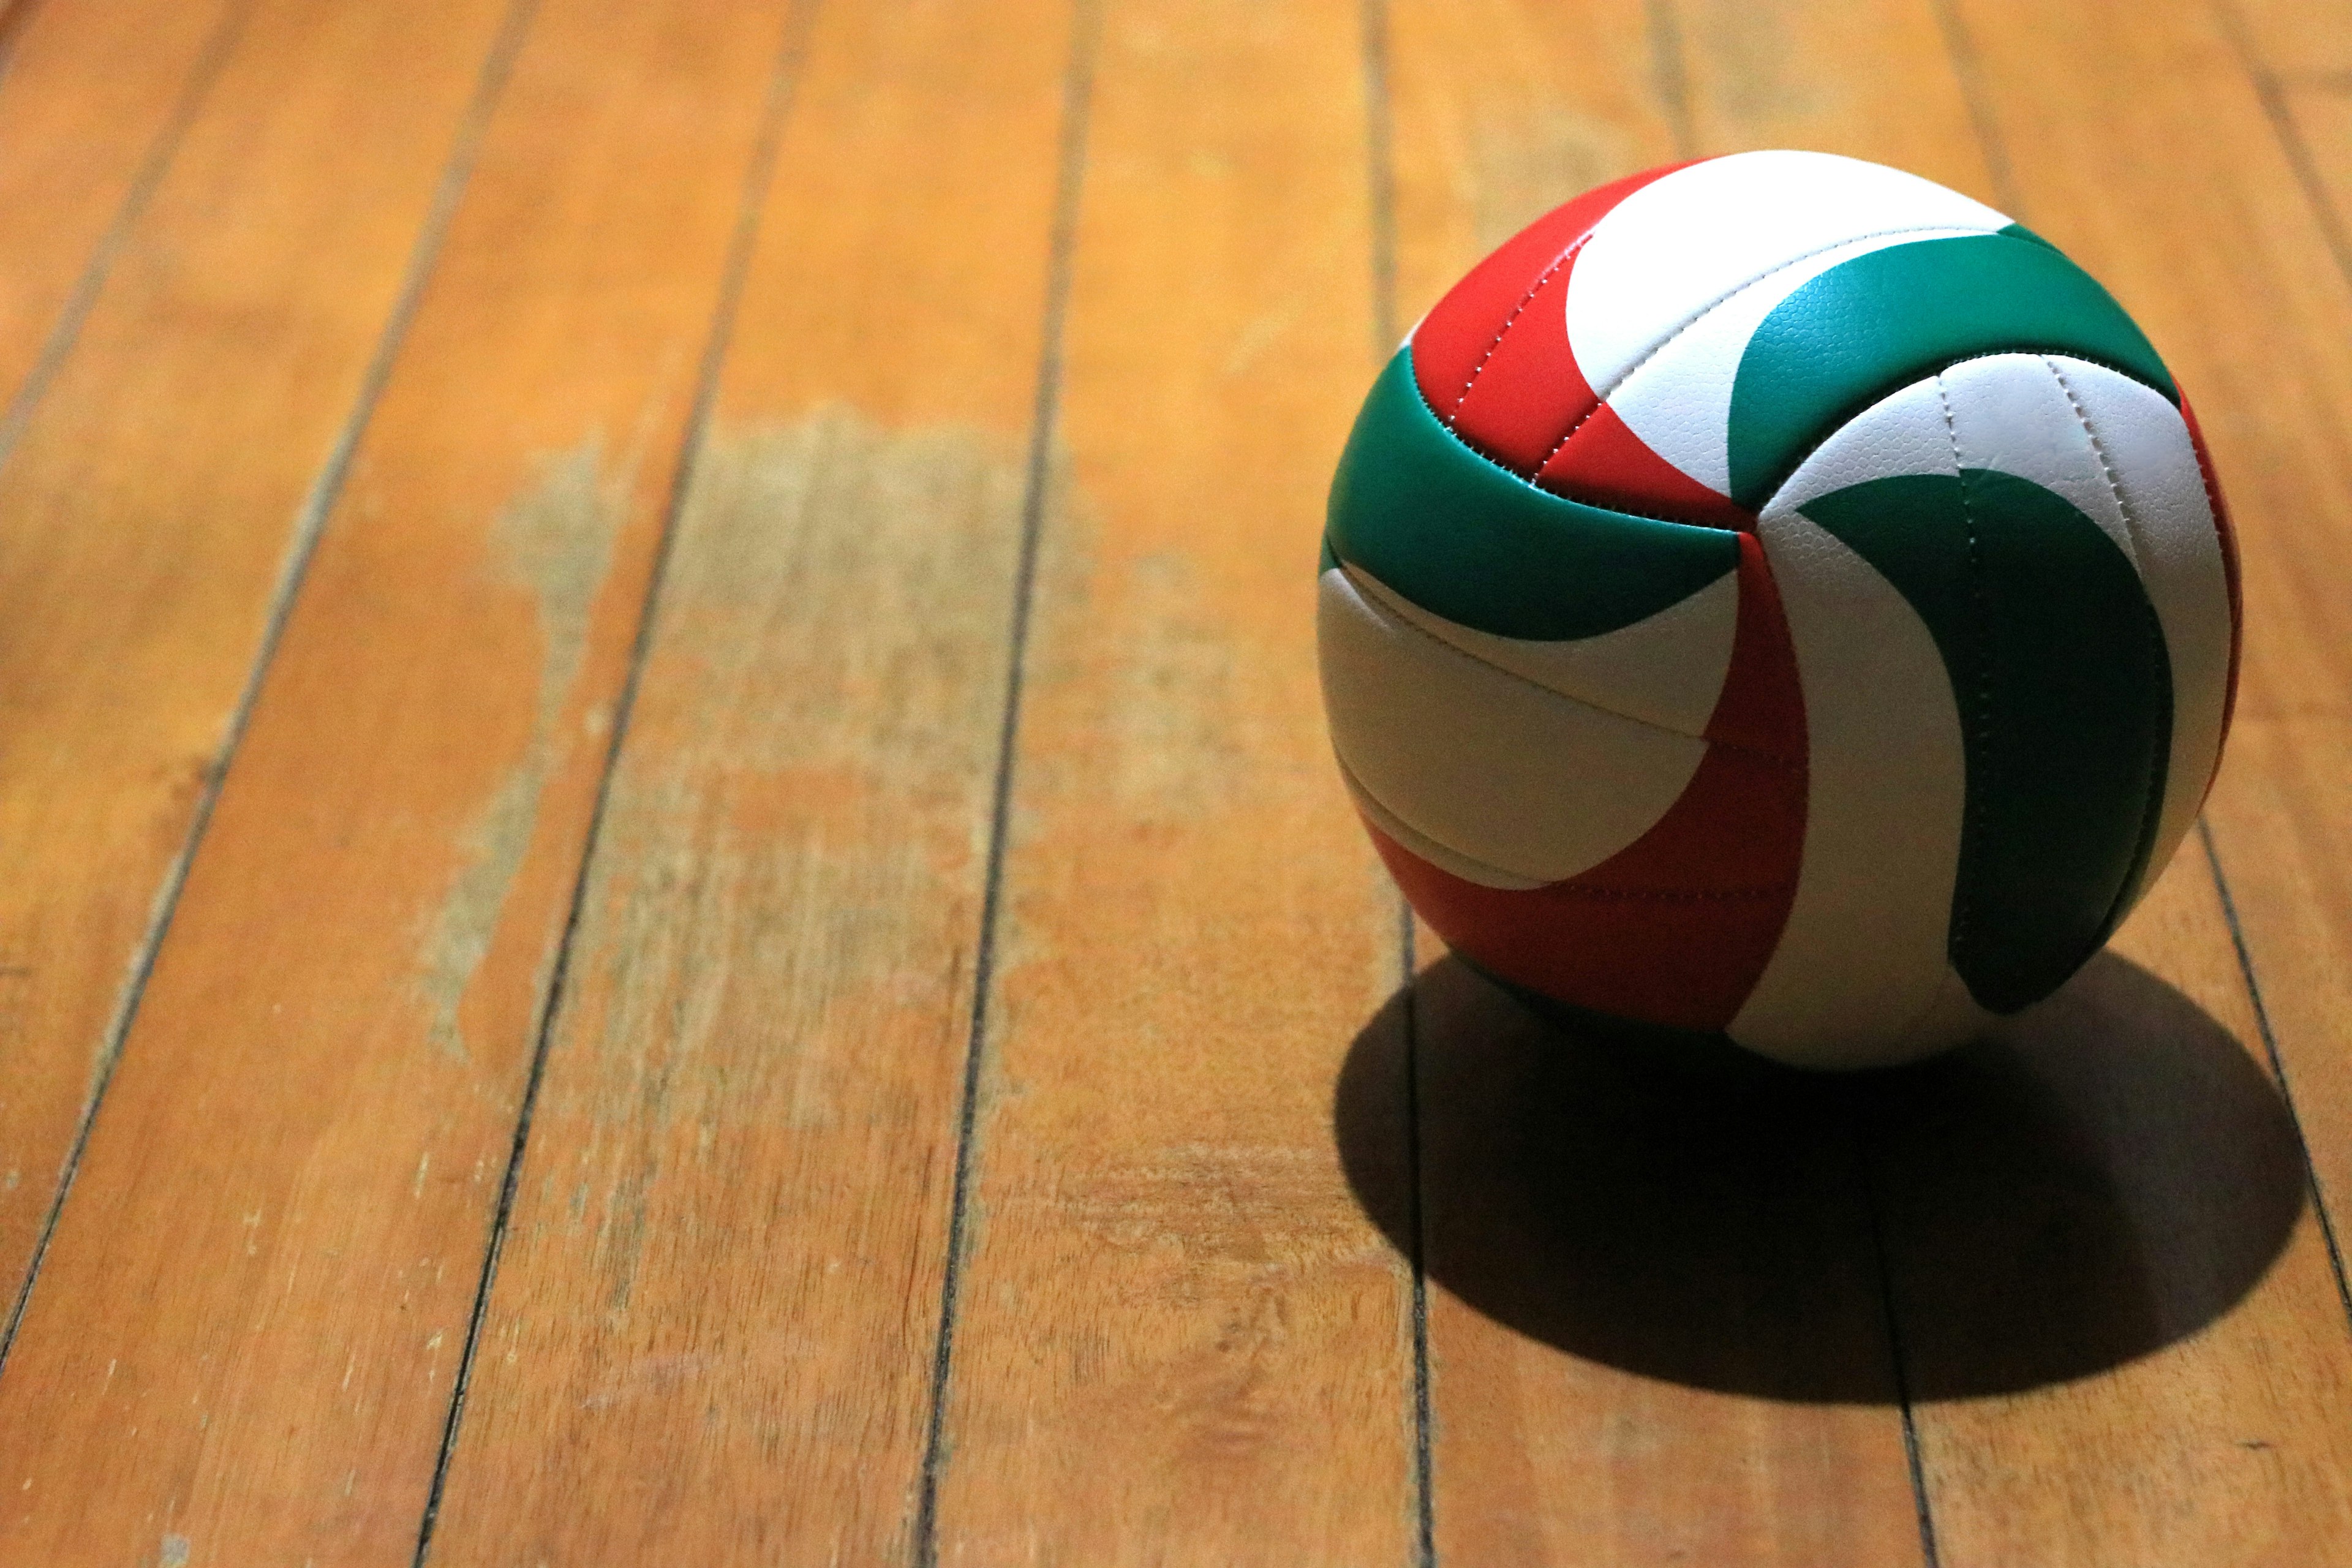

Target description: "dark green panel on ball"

left=1728, top=233, right=2176, bottom=508
left=1802, top=470, right=2173, bottom=1013
left=1328, top=348, right=1740, bottom=641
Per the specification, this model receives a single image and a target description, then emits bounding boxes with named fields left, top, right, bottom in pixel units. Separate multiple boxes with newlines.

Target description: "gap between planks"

left=910, top=0, right=1104, bottom=1560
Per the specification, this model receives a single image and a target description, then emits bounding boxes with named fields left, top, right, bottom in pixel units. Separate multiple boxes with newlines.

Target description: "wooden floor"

left=1, top=0, right=2350, bottom=1561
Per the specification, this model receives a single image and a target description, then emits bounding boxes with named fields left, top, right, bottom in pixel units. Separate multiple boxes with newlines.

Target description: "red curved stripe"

left=1444, top=255, right=1595, bottom=472
left=2176, top=390, right=2243, bottom=767
left=1536, top=400, right=1754, bottom=530
left=1370, top=536, right=1806, bottom=1033
left=1410, top=162, right=1697, bottom=469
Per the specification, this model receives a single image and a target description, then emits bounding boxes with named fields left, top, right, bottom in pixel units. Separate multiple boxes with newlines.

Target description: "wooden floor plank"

left=417, top=2, right=1080, bottom=1561
left=0, top=0, right=811, bottom=1562
left=0, top=0, right=239, bottom=426
left=1379, top=6, right=1926, bottom=1562
left=925, top=1, right=1421, bottom=1561
left=0, top=0, right=522, bottom=1346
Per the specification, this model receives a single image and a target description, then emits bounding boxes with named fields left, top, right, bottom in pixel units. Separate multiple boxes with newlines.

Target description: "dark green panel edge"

left=1728, top=232, right=2177, bottom=508
left=1326, top=347, right=1740, bottom=641
left=1801, top=470, right=2174, bottom=1013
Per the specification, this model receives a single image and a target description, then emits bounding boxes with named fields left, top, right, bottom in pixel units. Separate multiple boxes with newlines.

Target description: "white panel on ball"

left=1317, top=565, right=1707, bottom=888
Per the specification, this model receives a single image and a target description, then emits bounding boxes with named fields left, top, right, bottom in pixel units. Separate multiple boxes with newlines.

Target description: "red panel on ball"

left=1536, top=400, right=1754, bottom=530
left=1368, top=536, right=1806, bottom=1033
left=2177, top=390, right=2243, bottom=763
left=1442, top=257, right=1594, bottom=473
left=1408, top=162, right=1695, bottom=427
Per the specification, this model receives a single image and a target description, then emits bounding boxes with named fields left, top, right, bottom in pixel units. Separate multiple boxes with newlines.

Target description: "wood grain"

left=0, top=0, right=240, bottom=423
left=0, top=0, right=521, bottom=1337
left=2277, top=85, right=2352, bottom=222
left=924, top=1, right=1420, bottom=1561
left=1387, top=0, right=1675, bottom=287
left=2228, top=0, right=2352, bottom=75
left=0, top=0, right=799, bottom=1561
left=1381, top=5, right=1926, bottom=1561
left=1678, top=0, right=1995, bottom=198
left=418, top=2, right=1079, bottom=1561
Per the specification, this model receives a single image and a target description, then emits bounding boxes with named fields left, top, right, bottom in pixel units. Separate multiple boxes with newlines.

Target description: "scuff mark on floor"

left=533, top=409, right=1036, bottom=1313
left=417, top=439, right=627, bottom=1059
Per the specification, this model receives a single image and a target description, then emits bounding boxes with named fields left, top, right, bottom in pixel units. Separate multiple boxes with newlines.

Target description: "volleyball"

left=1318, top=150, right=2241, bottom=1069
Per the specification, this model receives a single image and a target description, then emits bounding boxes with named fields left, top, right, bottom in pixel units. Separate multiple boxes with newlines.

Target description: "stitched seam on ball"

left=1935, top=371, right=1991, bottom=960
left=1753, top=350, right=2180, bottom=518
left=1417, top=396, right=1749, bottom=528
left=1340, top=754, right=1791, bottom=899
left=1425, top=234, right=2179, bottom=526
left=1340, top=562, right=1802, bottom=769
left=2180, top=402, right=2234, bottom=566
left=1335, top=752, right=1547, bottom=888
left=1446, top=238, right=1588, bottom=423
left=1341, top=752, right=1793, bottom=898
left=1532, top=221, right=1994, bottom=483
left=1531, top=487, right=1745, bottom=530
left=2048, top=355, right=2173, bottom=916
left=2045, top=355, right=2142, bottom=568
left=1882, top=963, right=1977, bottom=1059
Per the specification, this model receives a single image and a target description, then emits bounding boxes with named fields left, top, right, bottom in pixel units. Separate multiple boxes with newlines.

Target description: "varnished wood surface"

left=1, top=1, right=2348, bottom=1562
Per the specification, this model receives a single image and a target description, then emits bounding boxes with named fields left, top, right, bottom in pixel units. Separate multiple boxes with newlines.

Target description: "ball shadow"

left=1334, top=952, right=2307, bottom=1402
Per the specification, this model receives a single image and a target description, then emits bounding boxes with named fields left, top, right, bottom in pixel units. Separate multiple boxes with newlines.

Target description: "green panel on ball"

left=1329, top=348, right=1740, bottom=641
left=1728, top=233, right=2176, bottom=508
left=1802, top=469, right=2173, bottom=1013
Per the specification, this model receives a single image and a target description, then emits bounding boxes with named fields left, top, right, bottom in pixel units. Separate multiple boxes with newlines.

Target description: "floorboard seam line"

left=1359, top=5, right=1431, bottom=1559
left=1360, top=0, right=1397, bottom=365
left=1400, top=908, right=1436, bottom=1568
left=0, top=0, right=251, bottom=479
left=404, top=5, right=819, bottom=1559
left=1858, top=1114, right=1943, bottom=1568
left=1643, top=0, right=1696, bottom=163
left=2198, top=817, right=2352, bottom=1335
left=911, top=2, right=1101, bottom=1558
left=2210, top=0, right=2352, bottom=287
left=1925, top=0, right=2026, bottom=217
left=0, top=0, right=541, bottom=1381
left=0, top=0, right=48, bottom=93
